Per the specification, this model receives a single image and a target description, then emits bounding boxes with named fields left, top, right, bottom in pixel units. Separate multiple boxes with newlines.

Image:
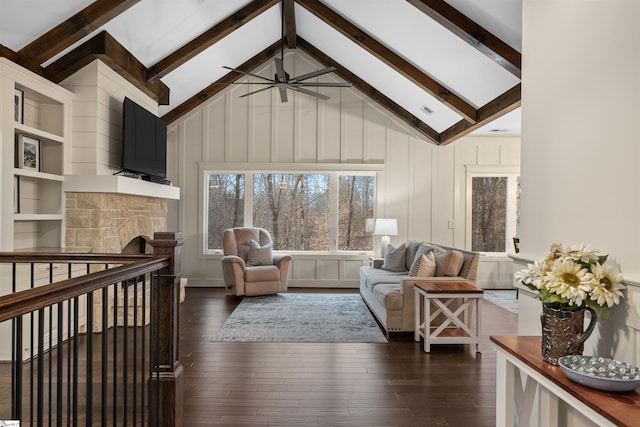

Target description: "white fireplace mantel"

left=63, top=175, right=180, bottom=200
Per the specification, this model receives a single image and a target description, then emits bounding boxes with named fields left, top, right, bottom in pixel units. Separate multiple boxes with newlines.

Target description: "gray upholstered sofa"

left=359, top=241, right=480, bottom=334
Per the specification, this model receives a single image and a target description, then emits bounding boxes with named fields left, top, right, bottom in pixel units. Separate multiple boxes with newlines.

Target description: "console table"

left=491, top=335, right=640, bottom=427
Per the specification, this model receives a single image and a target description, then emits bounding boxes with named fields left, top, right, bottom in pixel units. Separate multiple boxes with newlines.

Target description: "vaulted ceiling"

left=0, top=0, right=522, bottom=145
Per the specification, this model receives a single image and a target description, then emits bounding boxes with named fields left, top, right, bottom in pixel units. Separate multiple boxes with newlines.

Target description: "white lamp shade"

left=373, top=218, right=398, bottom=236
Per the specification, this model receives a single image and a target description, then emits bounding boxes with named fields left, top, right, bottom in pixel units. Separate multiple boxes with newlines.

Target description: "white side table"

left=414, top=281, right=483, bottom=353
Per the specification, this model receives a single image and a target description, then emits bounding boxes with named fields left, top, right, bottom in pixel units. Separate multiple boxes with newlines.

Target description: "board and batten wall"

left=166, top=51, right=520, bottom=288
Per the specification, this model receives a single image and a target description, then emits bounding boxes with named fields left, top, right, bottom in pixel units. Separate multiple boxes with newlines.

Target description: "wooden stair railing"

left=0, top=231, right=184, bottom=427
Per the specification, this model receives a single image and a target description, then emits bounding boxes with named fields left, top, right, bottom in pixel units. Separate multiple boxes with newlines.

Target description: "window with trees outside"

left=465, top=167, right=520, bottom=253
left=205, top=170, right=376, bottom=253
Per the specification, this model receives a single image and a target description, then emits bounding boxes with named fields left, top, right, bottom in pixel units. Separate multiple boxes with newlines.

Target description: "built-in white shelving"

left=1, top=58, right=72, bottom=251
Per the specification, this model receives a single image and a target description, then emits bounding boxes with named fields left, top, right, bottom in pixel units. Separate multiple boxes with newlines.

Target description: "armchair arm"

left=273, top=254, right=292, bottom=288
left=221, top=255, right=246, bottom=295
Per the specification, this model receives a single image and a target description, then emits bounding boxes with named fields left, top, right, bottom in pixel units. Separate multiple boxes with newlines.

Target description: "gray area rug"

left=484, top=290, right=518, bottom=314
left=212, top=293, right=387, bottom=343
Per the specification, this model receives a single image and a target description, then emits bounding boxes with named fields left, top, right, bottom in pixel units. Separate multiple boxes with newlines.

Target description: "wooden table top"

left=415, top=281, right=483, bottom=294
left=491, top=335, right=640, bottom=427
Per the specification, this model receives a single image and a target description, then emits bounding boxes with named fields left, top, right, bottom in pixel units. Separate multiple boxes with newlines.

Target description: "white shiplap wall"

left=167, top=50, right=521, bottom=287
left=61, top=60, right=159, bottom=176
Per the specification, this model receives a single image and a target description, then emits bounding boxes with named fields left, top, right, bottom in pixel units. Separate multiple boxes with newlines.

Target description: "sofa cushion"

left=247, top=240, right=273, bottom=266
left=372, top=283, right=404, bottom=310
left=415, top=252, right=437, bottom=277
left=434, top=250, right=464, bottom=276
left=360, top=266, right=405, bottom=287
left=381, top=243, right=406, bottom=272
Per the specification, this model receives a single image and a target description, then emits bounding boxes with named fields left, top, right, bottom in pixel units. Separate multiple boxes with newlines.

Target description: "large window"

left=253, top=173, right=330, bottom=250
left=466, top=167, right=520, bottom=253
left=338, top=176, right=375, bottom=251
left=205, top=169, right=376, bottom=253
left=207, top=173, right=244, bottom=250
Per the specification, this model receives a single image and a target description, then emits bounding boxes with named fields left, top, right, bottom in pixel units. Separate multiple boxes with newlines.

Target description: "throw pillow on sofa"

left=434, top=250, right=464, bottom=276
left=405, top=241, right=424, bottom=270
left=381, top=243, right=406, bottom=272
left=408, top=244, right=434, bottom=276
left=409, top=252, right=436, bottom=277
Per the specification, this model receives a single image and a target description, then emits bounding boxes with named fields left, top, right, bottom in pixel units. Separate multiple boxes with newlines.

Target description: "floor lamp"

left=374, top=218, right=398, bottom=257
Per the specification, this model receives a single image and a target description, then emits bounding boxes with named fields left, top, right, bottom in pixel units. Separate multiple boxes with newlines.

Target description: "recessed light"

left=489, top=128, right=508, bottom=133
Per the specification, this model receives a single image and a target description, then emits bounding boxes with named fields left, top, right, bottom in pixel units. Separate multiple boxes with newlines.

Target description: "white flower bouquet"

left=515, top=243, right=625, bottom=320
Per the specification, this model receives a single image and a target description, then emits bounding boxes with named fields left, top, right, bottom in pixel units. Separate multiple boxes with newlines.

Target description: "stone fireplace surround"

left=65, top=191, right=168, bottom=331
left=65, top=192, right=167, bottom=253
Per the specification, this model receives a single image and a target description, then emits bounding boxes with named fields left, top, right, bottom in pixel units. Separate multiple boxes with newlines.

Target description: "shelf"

left=14, top=214, right=63, bottom=221
left=14, top=168, right=64, bottom=181
left=64, top=175, right=180, bottom=200
left=14, top=122, right=64, bottom=144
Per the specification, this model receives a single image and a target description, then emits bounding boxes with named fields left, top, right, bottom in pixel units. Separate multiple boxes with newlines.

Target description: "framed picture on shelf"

left=16, top=134, right=40, bottom=171
left=14, top=88, right=24, bottom=124
left=14, top=176, right=20, bottom=214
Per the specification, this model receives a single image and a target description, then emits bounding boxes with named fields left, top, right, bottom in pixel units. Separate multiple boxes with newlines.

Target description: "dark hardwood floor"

left=180, top=287, right=517, bottom=426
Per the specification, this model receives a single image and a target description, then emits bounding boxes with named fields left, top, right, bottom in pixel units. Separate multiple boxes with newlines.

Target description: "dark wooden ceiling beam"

left=406, top=0, right=521, bottom=78
left=17, top=0, right=140, bottom=67
left=295, top=0, right=477, bottom=123
left=298, top=37, right=440, bottom=144
left=162, top=40, right=281, bottom=124
left=45, top=31, right=169, bottom=105
left=0, top=44, right=21, bottom=64
left=147, top=0, right=279, bottom=82
left=439, top=83, right=521, bottom=145
left=283, top=0, right=297, bottom=49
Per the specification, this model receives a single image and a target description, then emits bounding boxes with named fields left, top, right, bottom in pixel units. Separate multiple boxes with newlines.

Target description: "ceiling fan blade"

left=239, top=85, right=275, bottom=98
left=274, top=58, right=287, bottom=83
left=279, top=86, right=288, bottom=102
left=222, top=66, right=274, bottom=83
left=290, top=86, right=330, bottom=101
left=213, top=82, right=274, bottom=85
left=289, top=67, right=337, bottom=83
left=293, top=82, right=352, bottom=87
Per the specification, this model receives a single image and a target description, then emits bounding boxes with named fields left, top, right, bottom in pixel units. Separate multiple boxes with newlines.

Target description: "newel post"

left=149, top=232, right=184, bottom=427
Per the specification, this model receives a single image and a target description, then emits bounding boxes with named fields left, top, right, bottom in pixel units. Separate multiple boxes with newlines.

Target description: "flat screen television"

left=121, top=97, right=167, bottom=179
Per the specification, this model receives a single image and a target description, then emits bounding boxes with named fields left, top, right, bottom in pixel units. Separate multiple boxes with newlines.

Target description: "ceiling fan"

left=220, top=1, right=351, bottom=102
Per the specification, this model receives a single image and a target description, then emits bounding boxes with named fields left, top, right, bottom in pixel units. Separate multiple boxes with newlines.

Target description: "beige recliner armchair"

left=221, top=227, right=292, bottom=296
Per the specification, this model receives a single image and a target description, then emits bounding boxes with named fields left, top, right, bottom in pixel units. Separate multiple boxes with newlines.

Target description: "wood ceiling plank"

left=406, top=0, right=521, bottom=78
left=439, top=83, right=521, bottom=145
left=283, top=0, right=297, bottom=49
left=45, top=31, right=169, bottom=105
left=17, top=0, right=141, bottom=67
left=148, top=0, right=280, bottom=82
left=295, top=0, right=477, bottom=123
left=162, top=40, right=281, bottom=124
left=298, top=37, right=440, bottom=145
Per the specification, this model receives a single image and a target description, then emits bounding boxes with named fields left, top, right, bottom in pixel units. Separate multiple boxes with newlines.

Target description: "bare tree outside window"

left=339, top=175, right=374, bottom=250
left=471, top=176, right=507, bottom=252
left=253, top=173, right=330, bottom=250
left=207, top=173, right=244, bottom=250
